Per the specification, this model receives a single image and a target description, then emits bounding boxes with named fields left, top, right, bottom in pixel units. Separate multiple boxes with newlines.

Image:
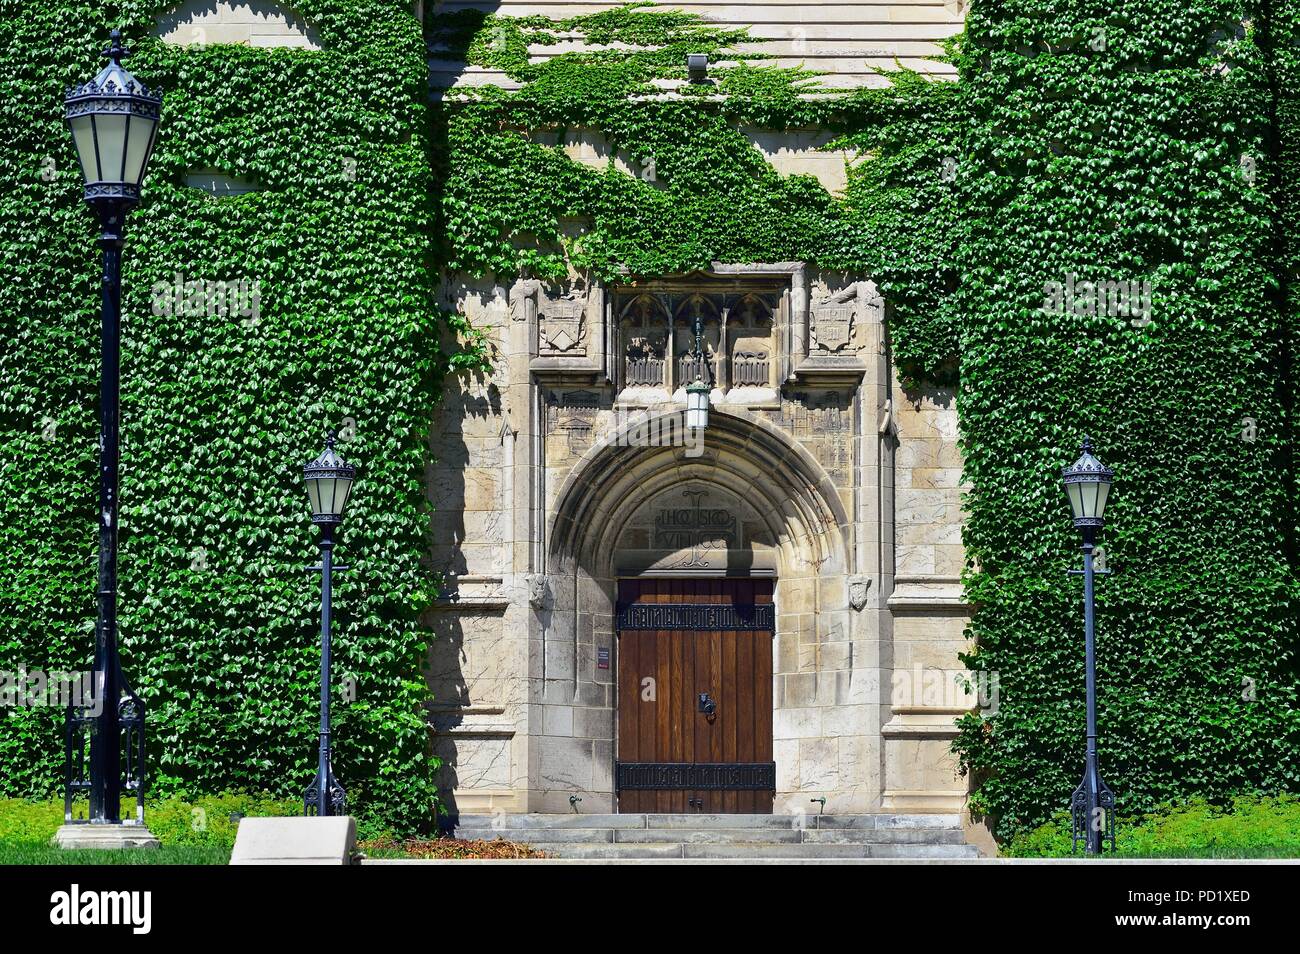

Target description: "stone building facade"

left=155, top=0, right=978, bottom=823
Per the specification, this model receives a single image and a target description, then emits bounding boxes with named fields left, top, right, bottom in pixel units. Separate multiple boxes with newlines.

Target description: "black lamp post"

left=61, top=29, right=162, bottom=833
left=303, top=432, right=355, bottom=816
left=1062, top=436, right=1117, bottom=854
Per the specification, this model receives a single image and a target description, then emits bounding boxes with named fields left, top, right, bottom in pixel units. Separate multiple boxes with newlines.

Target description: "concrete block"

left=52, top=824, right=160, bottom=850
left=229, top=816, right=355, bottom=865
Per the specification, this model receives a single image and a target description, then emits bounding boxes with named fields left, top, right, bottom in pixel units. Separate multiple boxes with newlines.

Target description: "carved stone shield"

left=813, top=303, right=854, bottom=352
left=848, top=574, right=871, bottom=611
left=539, top=295, right=586, bottom=354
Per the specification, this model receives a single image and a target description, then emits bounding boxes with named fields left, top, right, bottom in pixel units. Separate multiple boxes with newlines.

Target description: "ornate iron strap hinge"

left=616, top=762, right=777, bottom=791
left=616, top=602, right=774, bottom=631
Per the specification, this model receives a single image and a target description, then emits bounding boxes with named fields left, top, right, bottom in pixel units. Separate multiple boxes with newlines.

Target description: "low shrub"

left=0, top=844, right=230, bottom=865
left=0, top=798, right=63, bottom=846
left=141, top=793, right=300, bottom=849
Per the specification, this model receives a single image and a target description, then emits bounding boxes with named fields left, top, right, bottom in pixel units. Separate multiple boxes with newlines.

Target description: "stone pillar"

left=882, top=381, right=973, bottom=814
left=787, top=264, right=808, bottom=381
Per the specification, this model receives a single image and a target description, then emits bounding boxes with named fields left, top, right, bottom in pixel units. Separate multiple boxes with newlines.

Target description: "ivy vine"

left=0, top=0, right=479, bottom=834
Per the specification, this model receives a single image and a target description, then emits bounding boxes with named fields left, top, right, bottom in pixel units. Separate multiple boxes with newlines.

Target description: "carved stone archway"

left=550, top=405, right=850, bottom=575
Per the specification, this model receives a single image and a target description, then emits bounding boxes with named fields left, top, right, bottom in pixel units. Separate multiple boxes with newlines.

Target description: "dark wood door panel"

left=616, top=578, right=774, bottom=814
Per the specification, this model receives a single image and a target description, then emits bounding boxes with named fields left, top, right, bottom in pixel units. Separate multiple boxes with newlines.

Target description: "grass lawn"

left=1007, top=796, right=1300, bottom=858
left=0, top=796, right=296, bottom=864
left=0, top=843, right=230, bottom=865
left=1100, top=847, right=1300, bottom=859
left=0, top=796, right=546, bottom=863
left=2, top=839, right=545, bottom=863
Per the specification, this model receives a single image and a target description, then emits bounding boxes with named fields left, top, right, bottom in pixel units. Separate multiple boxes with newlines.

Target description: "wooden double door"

left=616, top=578, right=775, bottom=813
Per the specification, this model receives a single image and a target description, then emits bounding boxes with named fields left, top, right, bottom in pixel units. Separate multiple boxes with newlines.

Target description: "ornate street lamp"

left=303, top=432, right=355, bottom=816
left=58, top=29, right=162, bottom=846
left=685, top=312, right=710, bottom=431
left=1062, top=436, right=1117, bottom=854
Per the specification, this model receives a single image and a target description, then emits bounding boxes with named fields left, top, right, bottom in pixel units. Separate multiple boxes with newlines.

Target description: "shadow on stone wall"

left=421, top=0, right=505, bottom=828
left=154, top=0, right=322, bottom=50
left=425, top=364, right=505, bottom=824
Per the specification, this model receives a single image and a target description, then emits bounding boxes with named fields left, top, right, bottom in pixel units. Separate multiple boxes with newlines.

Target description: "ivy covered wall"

left=0, top=0, right=463, bottom=833
left=429, top=4, right=963, bottom=383
left=949, top=1, right=1300, bottom=840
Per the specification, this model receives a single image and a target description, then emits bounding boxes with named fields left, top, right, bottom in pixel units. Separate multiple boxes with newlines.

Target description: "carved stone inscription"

left=654, top=489, right=736, bottom=568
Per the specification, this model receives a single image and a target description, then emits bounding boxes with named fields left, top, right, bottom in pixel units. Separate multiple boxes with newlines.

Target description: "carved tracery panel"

left=613, top=285, right=782, bottom=398
left=619, top=295, right=669, bottom=389
left=727, top=294, right=775, bottom=389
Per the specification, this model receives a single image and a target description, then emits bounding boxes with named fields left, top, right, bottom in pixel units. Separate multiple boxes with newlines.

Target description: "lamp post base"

left=52, top=823, right=160, bottom=850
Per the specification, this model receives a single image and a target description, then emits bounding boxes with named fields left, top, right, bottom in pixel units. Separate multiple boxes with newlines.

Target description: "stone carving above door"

left=620, top=294, right=671, bottom=389
left=613, top=484, right=775, bottom=576
left=613, top=284, right=780, bottom=398
left=544, top=389, right=602, bottom=461
left=538, top=280, right=588, bottom=355
left=653, top=488, right=737, bottom=569
left=810, top=278, right=883, bottom=353
left=780, top=391, right=853, bottom=484
left=513, top=264, right=881, bottom=405
left=511, top=277, right=589, bottom=356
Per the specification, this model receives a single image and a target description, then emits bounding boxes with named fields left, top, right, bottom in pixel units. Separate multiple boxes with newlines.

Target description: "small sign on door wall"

left=597, top=647, right=610, bottom=670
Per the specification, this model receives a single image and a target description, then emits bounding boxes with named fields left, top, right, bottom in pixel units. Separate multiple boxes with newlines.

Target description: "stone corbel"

left=848, top=574, right=871, bottom=611
left=877, top=399, right=894, bottom=437
left=525, top=573, right=552, bottom=610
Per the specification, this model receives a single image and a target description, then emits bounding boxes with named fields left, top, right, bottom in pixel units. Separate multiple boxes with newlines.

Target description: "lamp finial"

left=1081, top=435, right=1093, bottom=453
left=326, top=429, right=337, bottom=449
left=104, top=28, right=129, bottom=65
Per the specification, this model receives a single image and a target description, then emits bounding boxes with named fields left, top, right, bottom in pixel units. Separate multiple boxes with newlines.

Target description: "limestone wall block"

left=774, top=706, right=822, bottom=740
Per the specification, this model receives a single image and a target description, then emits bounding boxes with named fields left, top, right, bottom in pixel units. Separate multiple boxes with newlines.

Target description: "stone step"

left=864, top=844, right=982, bottom=859
left=673, top=843, right=903, bottom=860
left=814, top=814, right=963, bottom=830
left=800, top=827, right=969, bottom=845
left=538, top=844, right=689, bottom=860
left=457, top=826, right=800, bottom=847
left=455, top=828, right=613, bottom=844
left=454, top=812, right=965, bottom=832
left=642, top=813, right=808, bottom=830
left=364, top=857, right=979, bottom=865
left=457, top=825, right=970, bottom=848
left=682, top=843, right=979, bottom=860
left=615, top=828, right=802, bottom=845
left=541, top=842, right=980, bottom=860
left=455, top=814, right=639, bottom=830
left=448, top=812, right=979, bottom=858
